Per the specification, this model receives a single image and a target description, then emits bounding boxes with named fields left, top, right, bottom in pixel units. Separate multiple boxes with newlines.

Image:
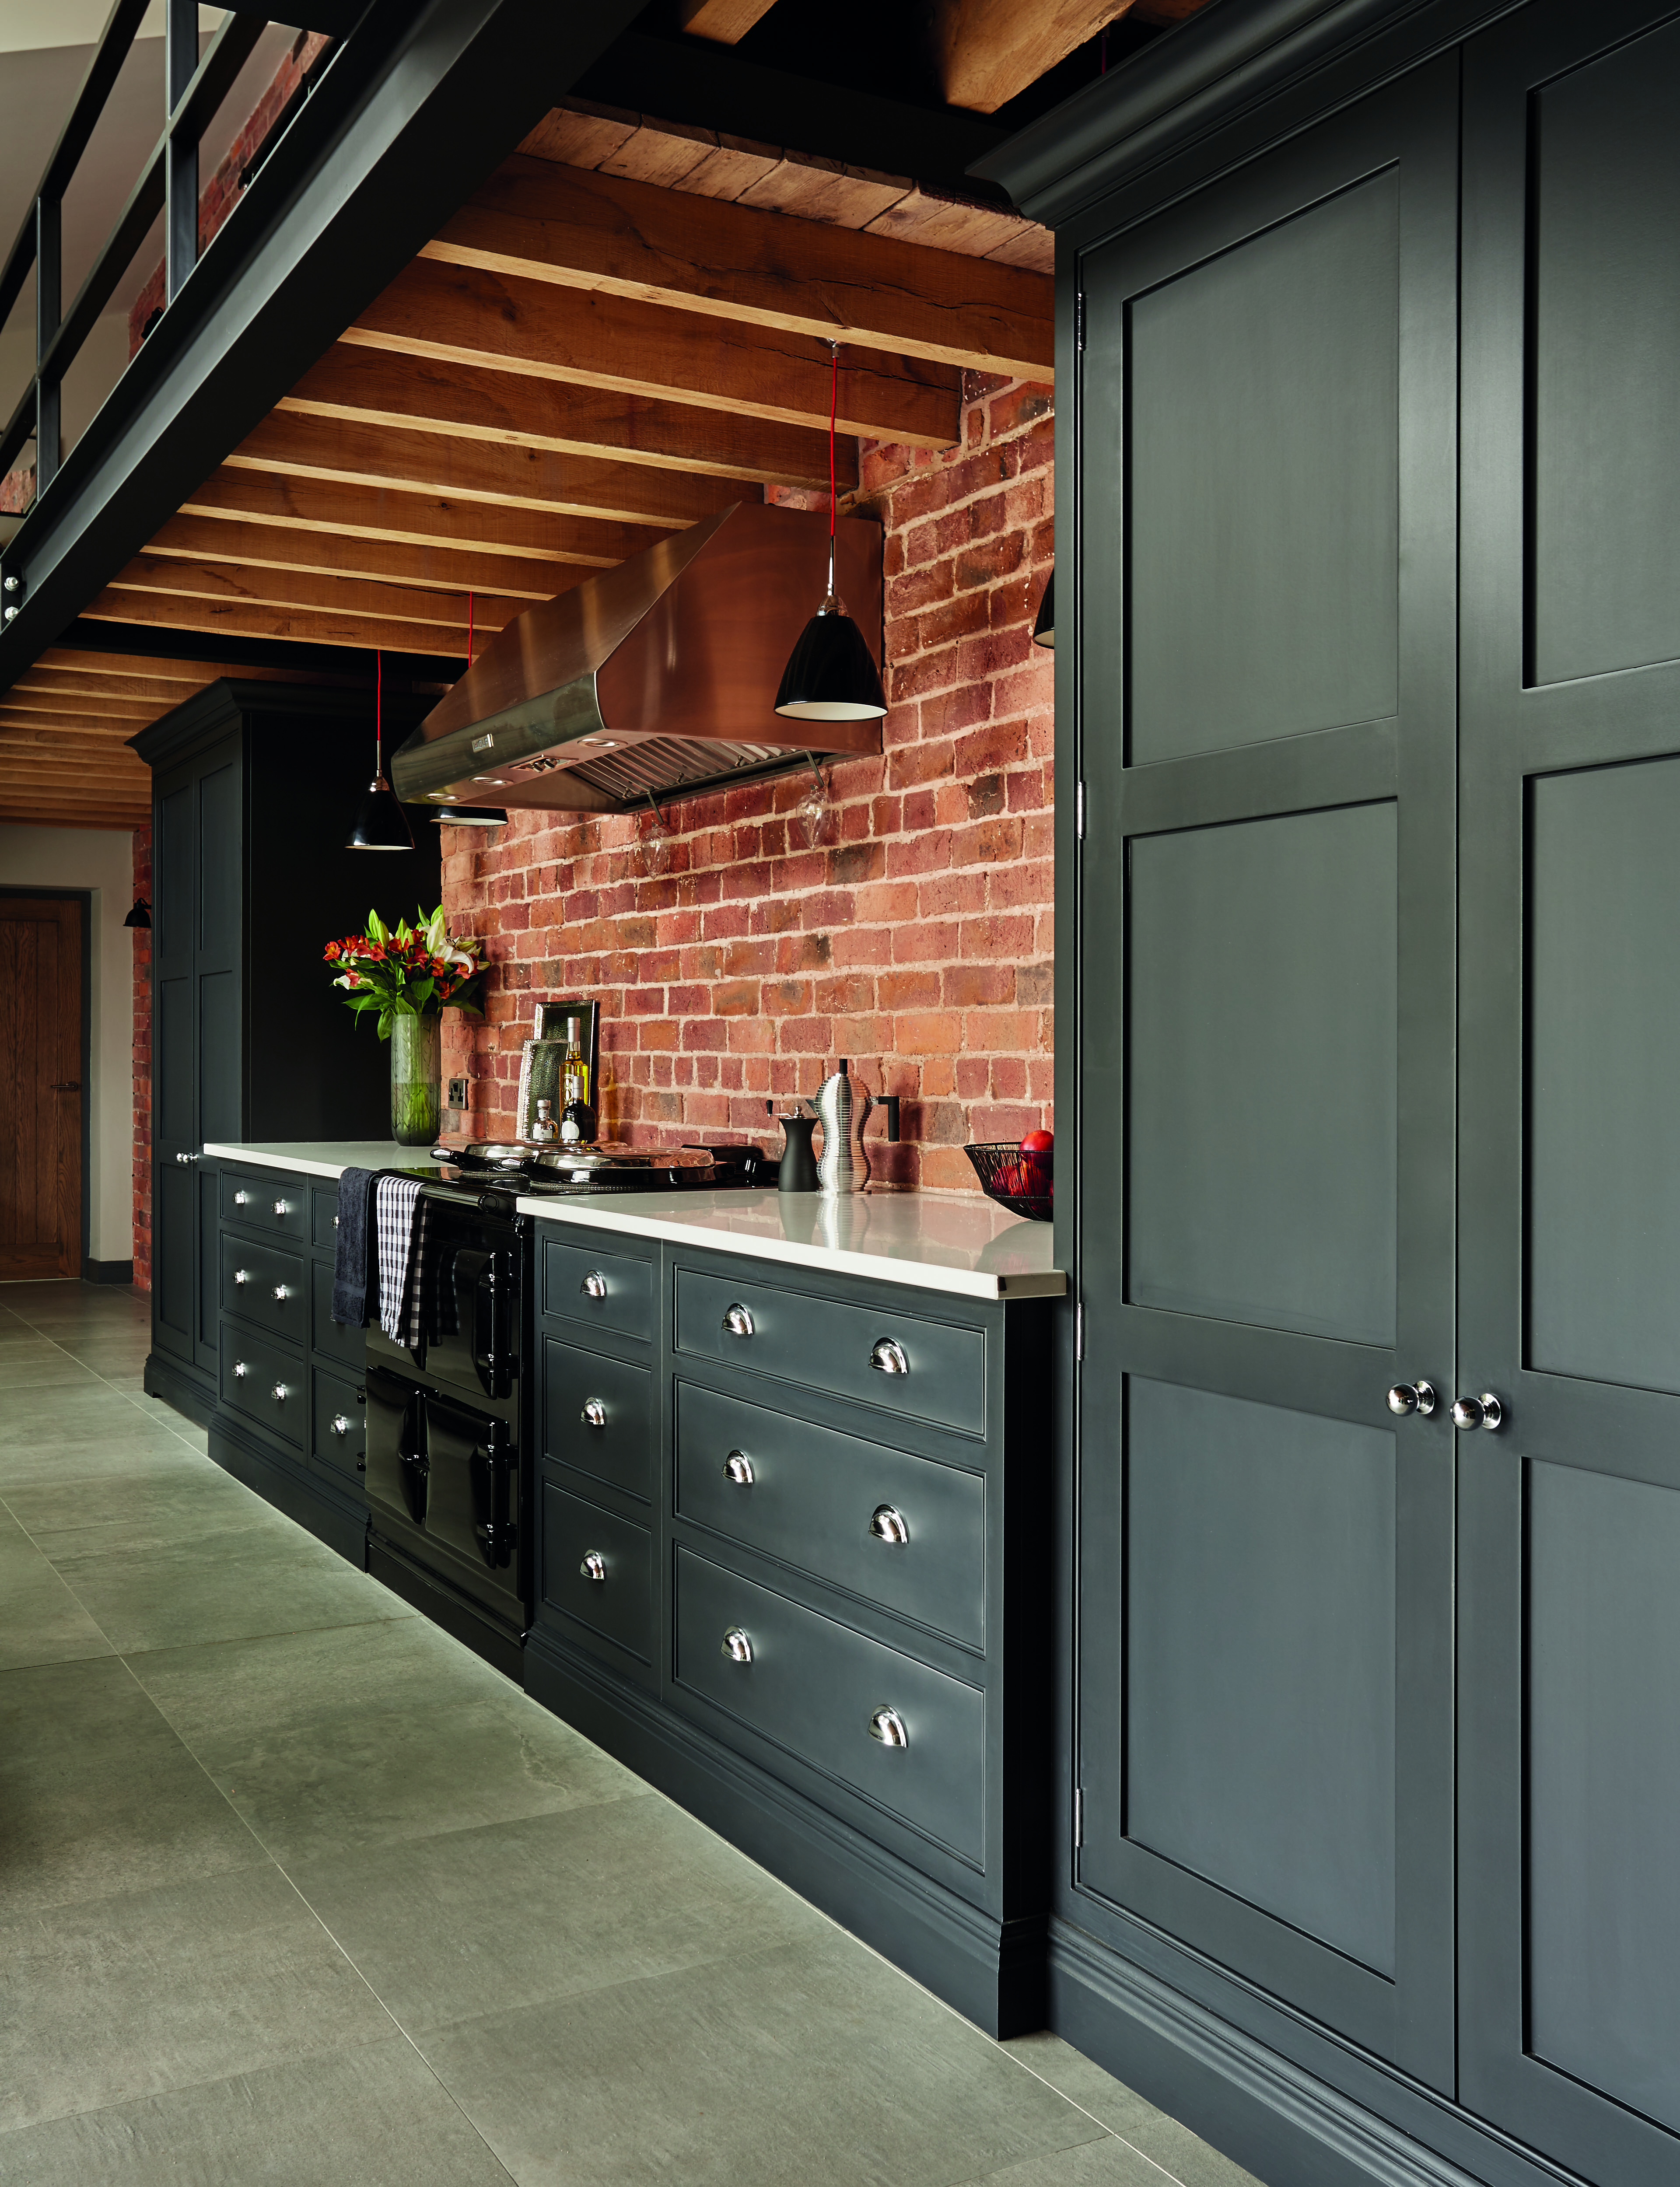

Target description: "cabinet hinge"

left=1076, top=781, right=1085, bottom=840
left=1076, top=1302, right=1085, bottom=1361
left=1076, top=292, right=1086, bottom=352
left=1074, top=1788, right=1085, bottom=1848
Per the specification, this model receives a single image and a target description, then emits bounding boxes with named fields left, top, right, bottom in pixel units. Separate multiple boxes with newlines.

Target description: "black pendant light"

left=774, top=345, right=887, bottom=723
left=346, top=651, right=415, bottom=850
left=1032, top=570, right=1054, bottom=649
left=123, top=898, right=152, bottom=930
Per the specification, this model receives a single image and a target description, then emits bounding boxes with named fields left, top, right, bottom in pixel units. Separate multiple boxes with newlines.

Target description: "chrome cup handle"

left=581, top=1271, right=608, bottom=1298
left=581, top=1551, right=606, bottom=1582
left=722, top=1303, right=755, bottom=1339
left=582, top=1399, right=607, bottom=1429
left=868, top=1504, right=908, bottom=1545
left=870, top=1338, right=909, bottom=1377
left=868, top=1705, right=908, bottom=1749
left=721, top=1627, right=752, bottom=1664
left=723, top=1450, right=754, bottom=1486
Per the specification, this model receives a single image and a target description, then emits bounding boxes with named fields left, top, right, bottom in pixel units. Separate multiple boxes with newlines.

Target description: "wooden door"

left=1457, top=3, right=1680, bottom=2175
left=1074, top=61, right=1459, bottom=2090
left=0, top=897, right=83, bottom=1281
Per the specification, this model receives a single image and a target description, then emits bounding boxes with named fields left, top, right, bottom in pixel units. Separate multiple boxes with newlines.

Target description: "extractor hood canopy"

left=390, top=502, right=885, bottom=817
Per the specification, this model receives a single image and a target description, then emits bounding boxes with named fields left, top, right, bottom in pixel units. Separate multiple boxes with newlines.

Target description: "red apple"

left=1019, top=1129, right=1054, bottom=1154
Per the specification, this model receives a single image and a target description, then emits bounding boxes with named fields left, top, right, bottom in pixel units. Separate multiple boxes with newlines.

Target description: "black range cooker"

left=362, top=1140, right=772, bottom=1677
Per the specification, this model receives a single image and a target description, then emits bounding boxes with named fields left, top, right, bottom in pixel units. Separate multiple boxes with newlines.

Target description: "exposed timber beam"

left=143, top=515, right=578, bottom=601
left=106, top=556, right=526, bottom=636
left=932, top=0, right=1136, bottom=113
left=350, top=262, right=960, bottom=447
left=224, top=412, right=756, bottom=529
left=178, top=470, right=669, bottom=566
left=35, top=647, right=325, bottom=685
left=0, top=687, right=158, bottom=721
left=0, top=711, right=163, bottom=738
left=678, top=0, right=781, bottom=40
left=420, top=156, right=1054, bottom=376
left=280, top=344, right=854, bottom=491
left=80, top=588, right=473, bottom=657
left=10, top=666, right=242, bottom=706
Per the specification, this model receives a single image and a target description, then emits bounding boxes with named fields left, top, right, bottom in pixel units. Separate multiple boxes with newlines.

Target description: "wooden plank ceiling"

left=0, top=102, right=1053, bottom=831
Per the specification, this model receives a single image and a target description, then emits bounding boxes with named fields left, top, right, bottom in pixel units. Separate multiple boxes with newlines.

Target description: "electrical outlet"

left=447, top=1078, right=469, bottom=1109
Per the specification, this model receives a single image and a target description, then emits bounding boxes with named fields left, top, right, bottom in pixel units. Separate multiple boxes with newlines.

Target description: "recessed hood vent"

left=389, top=502, right=883, bottom=817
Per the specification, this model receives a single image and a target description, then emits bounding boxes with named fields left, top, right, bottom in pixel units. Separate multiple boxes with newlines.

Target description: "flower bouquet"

left=324, top=906, right=486, bottom=1144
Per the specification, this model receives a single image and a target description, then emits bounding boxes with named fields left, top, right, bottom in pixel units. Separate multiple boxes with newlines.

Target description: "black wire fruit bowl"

left=964, top=1143, right=1054, bottom=1222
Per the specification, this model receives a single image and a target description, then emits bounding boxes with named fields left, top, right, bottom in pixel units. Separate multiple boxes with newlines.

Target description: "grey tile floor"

left=0, top=1279, right=1263, bottom=2187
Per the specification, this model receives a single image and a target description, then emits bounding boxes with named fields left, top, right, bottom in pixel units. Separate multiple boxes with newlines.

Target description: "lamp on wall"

left=1032, top=570, right=1055, bottom=649
left=346, top=651, right=415, bottom=850
left=774, top=345, right=887, bottom=723
left=123, top=898, right=151, bottom=929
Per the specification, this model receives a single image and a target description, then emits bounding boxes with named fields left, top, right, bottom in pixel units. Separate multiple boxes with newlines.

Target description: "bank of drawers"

left=220, top=1320, right=306, bottom=1450
left=541, top=1235, right=654, bottom=1343
left=220, top=1168, right=308, bottom=1244
left=219, top=1233, right=306, bottom=1344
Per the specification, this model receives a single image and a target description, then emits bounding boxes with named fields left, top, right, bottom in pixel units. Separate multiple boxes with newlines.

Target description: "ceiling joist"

left=142, top=516, right=579, bottom=602
left=79, top=588, right=474, bottom=658
left=105, top=557, right=523, bottom=637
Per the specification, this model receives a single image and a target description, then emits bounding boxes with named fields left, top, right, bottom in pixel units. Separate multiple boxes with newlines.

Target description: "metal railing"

left=0, top=2, right=269, bottom=521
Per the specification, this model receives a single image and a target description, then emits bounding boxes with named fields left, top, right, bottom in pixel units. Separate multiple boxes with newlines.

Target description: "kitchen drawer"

left=312, top=1365, right=366, bottom=1481
left=674, top=1267, right=987, bottom=1438
left=676, top=1382, right=985, bottom=1651
left=312, top=1186, right=341, bottom=1252
left=220, top=1233, right=307, bottom=1344
left=542, top=1336, right=654, bottom=1501
left=220, top=1320, right=306, bottom=1450
left=541, top=1235, right=653, bottom=1344
left=542, top=1483, right=653, bottom=1665
left=221, top=1168, right=309, bottom=1243
left=674, top=1547, right=985, bottom=1866
left=311, top=1260, right=364, bottom=1369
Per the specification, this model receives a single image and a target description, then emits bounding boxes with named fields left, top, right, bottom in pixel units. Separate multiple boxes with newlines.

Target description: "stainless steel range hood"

left=389, top=502, right=884, bottom=816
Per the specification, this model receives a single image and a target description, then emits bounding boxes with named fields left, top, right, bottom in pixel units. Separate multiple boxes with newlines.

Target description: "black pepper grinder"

left=767, top=1100, right=819, bottom=1192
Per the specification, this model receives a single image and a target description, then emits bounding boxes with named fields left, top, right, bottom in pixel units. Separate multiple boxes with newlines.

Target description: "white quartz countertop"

left=202, top=1144, right=1064, bottom=1300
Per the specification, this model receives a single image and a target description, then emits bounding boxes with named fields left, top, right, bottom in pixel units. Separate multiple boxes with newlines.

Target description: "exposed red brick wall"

left=133, top=824, right=152, bottom=1291
left=439, top=374, right=1054, bottom=1194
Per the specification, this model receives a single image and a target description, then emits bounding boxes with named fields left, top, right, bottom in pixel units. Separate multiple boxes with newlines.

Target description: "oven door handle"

left=473, top=1421, right=517, bottom=1569
left=475, top=1253, right=516, bottom=1400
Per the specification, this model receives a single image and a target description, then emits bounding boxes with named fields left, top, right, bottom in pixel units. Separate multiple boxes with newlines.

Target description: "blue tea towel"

left=331, top=1167, right=378, bottom=1327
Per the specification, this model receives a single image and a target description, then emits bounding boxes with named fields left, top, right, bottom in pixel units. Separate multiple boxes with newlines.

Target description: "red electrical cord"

left=829, top=344, right=837, bottom=542
left=375, top=647, right=382, bottom=773
left=467, top=590, right=474, bottom=664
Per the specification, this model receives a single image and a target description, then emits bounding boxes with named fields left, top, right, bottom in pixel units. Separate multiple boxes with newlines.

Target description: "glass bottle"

left=560, top=1017, right=597, bottom=1144
left=530, top=1097, right=557, bottom=1144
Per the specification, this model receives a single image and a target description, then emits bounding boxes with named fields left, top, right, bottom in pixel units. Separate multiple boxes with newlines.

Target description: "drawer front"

left=220, top=1233, right=307, bottom=1344
left=676, top=1382, right=985, bottom=1651
left=542, top=1336, right=654, bottom=1501
left=541, top=1235, right=654, bottom=1343
left=221, top=1168, right=309, bottom=1244
left=312, top=1365, right=365, bottom=1481
left=312, top=1186, right=340, bottom=1252
left=311, top=1260, right=365, bottom=1369
left=220, top=1321, right=306, bottom=1450
left=674, top=1267, right=987, bottom=1437
left=542, top=1484, right=653, bottom=1662
left=675, top=1547, right=984, bottom=1864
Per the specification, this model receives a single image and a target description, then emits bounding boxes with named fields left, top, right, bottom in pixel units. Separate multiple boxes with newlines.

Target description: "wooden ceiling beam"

left=225, top=411, right=755, bottom=530
left=350, top=262, right=960, bottom=448
left=280, top=344, right=854, bottom=492
left=106, top=557, right=528, bottom=636
left=143, top=516, right=578, bottom=602
left=0, top=707, right=168, bottom=735
left=931, top=0, right=1136, bottom=112
left=0, top=727, right=159, bottom=752
left=37, top=647, right=330, bottom=686
left=678, top=0, right=781, bottom=40
left=421, top=155, right=1054, bottom=377
left=11, top=667, right=230, bottom=707
left=179, top=469, right=669, bottom=567
left=80, top=588, right=473, bottom=658
left=0, top=687, right=159, bottom=721
left=0, top=770, right=149, bottom=803
left=0, top=808, right=149, bottom=831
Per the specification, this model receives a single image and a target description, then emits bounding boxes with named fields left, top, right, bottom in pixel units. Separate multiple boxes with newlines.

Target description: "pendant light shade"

left=347, top=652, right=416, bottom=850
left=774, top=345, right=887, bottom=724
left=1032, top=570, right=1054, bottom=649
left=123, top=897, right=151, bottom=930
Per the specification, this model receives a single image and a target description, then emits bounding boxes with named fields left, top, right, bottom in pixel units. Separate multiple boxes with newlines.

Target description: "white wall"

left=0, top=824, right=136, bottom=1264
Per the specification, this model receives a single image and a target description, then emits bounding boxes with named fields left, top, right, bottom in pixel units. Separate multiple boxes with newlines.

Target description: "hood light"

left=775, top=344, right=886, bottom=724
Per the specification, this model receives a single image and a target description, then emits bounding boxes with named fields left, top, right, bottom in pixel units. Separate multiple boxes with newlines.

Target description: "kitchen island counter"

left=204, top=1139, right=427, bottom=1179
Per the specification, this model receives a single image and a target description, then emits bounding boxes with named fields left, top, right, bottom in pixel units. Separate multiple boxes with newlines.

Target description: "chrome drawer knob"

left=870, top=1337, right=909, bottom=1377
left=271, top=1383, right=288, bottom=1404
left=234, top=1190, right=249, bottom=1205
left=723, top=1450, right=754, bottom=1487
left=581, top=1398, right=607, bottom=1429
left=232, top=1360, right=248, bottom=1379
left=581, top=1271, right=607, bottom=1298
left=868, top=1504, right=908, bottom=1546
left=333, top=1214, right=340, bottom=1228
left=234, top=1269, right=250, bottom=1286
left=273, top=1199, right=289, bottom=1216
left=1452, top=1392, right=1505, bottom=1432
left=868, top=1705, right=908, bottom=1749
left=721, top=1627, right=753, bottom=1665
left=722, top=1303, right=755, bottom=1339
left=1386, top=1380, right=1437, bottom=1417
left=331, top=1415, right=350, bottom=1438
left=272, top=1284, right=290, bottom=1302
left=581, top=1551, right=606, bottom=1583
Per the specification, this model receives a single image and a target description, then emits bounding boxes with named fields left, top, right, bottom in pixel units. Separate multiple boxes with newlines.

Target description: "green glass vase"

left=390, top=1010, right=441, bottom=1147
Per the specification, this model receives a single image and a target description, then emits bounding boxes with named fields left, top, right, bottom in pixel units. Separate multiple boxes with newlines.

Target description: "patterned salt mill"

left=813, top=1058, right=900, bottom=1193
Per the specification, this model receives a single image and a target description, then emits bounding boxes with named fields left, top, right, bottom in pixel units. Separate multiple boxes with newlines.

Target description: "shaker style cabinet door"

left=1456, top=3, right=1680, bottom=2176
left=1074, top=59, right=1459, bottom=2091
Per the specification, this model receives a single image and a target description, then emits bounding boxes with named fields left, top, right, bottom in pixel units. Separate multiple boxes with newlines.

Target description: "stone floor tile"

left=0, top=1386, right=158, bottom=1448
left=1120, top=2116, right=1264, bottom=2187
left=419, top=1934, right=1107, bottom=2187
left=955, top=2136, right=1173, bottom=2187
left=0, top=1510, right=113, bottom=1672
left=0, top=1657, right=264, bottom=1917
left=3, top=1455, right=278, bottom=1559
left=1002, top=2033, right=1167, bottom=2138
left=0, top=1427, right=221, bottom=1490
left=0, top=1863, right=392, bottom=2132
left=0, top=2036, right=515, bottom=2185
left=291, top=1795, right=830, bottom=2037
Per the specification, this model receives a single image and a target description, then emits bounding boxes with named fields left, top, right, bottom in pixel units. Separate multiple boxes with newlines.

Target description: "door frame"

left=0, top=885, right=92, bottom=1281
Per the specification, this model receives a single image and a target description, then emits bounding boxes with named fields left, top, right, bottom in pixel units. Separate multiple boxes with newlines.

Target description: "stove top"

left=430, top=1139, right=775, bottom=1197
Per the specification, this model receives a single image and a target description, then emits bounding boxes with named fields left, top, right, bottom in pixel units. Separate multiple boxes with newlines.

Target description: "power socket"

left=447, top=1077, right=469, bottom=1109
